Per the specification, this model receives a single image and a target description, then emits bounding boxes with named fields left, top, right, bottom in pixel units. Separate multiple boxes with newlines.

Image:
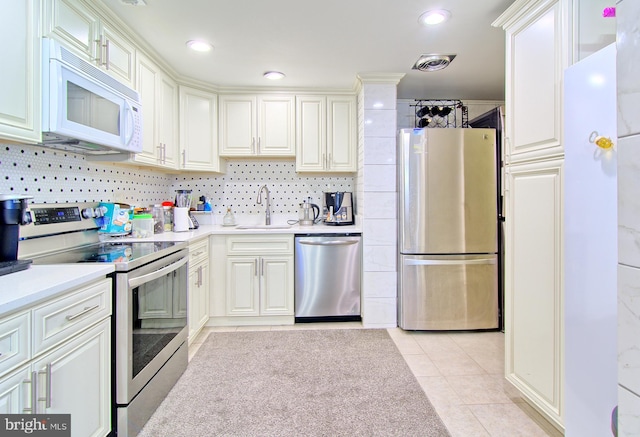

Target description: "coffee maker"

left=0, top=194, right=33, bottom=275
left=322, top=192, right=354, bottom=225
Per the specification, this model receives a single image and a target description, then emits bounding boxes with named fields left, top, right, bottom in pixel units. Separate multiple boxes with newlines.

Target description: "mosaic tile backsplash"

left=0, top=143, right=354, bottom=216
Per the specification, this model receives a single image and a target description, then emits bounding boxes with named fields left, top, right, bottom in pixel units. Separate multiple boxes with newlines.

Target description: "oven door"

left=114, top=249, right=188, bottom=405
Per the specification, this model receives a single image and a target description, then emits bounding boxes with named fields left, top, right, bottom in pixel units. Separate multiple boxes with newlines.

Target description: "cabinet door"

left=505, top=2, right=564, bottom=163
left=33, top=319, right=110, bottom=437
left=189, top=263, right=210, bottom=342
left=260, top=256, right=294, bottom=316
left=327, top=95, right=357, bottom=172
left=0, top=365, right=31, bottom=414
left=219, top=95, right=256, bottom=156
left=0, top=0, right=41, bottom=143
left=134, top=53, right=160, bottom=165
left=295, top=95, right=326, bottom=171
left=158, top=74, right=178, bottom=168
left=257, top=95, right=295, bottom=156
left=43, top=0, right=98, bottom=60
left=504, top=158, right=563, bottom=426
left=100, top=23, right=136, bottom=88
left=226, top=257, right=259, bottom=316
left=180, top=86, right=220, bottom=171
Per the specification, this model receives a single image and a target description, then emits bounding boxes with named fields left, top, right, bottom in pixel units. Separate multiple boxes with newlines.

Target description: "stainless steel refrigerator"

left=398, top=128, right=499, bottom=330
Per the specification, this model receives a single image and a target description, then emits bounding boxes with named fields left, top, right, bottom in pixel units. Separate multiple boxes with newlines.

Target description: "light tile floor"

left=188, top=324, right=563, bottom=437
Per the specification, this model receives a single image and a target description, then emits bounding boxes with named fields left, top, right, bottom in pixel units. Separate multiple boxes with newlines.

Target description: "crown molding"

left=356, top=73, right=406, bottom=85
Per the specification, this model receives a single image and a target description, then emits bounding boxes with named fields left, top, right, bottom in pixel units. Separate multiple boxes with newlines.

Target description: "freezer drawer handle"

left=298, top=240, right=358, bottom=246
left=405, top=258, right=496, bottom=266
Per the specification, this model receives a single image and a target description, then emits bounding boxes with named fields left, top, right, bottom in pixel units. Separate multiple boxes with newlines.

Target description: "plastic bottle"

left=151, top=205, right=165, bottom=234
left=223, top=207, right=236, bottom=226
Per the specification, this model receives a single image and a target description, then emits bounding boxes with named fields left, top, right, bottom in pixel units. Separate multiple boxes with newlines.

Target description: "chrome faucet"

left=256, top=185, right=271, bottom=225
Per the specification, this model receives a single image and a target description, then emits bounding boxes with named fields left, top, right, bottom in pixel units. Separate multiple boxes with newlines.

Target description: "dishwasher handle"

left=297, top=239, right=359, bottom=246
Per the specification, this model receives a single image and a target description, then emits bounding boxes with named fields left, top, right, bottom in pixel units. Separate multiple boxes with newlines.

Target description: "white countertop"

left=0, top=264, right=115, bottom=317
left=2, top=220, right=361, bottom=318
left=104, top=222, right=362, bottom=243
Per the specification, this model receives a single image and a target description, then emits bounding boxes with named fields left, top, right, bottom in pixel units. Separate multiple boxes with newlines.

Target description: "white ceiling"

left=99, top=0, right=514, bottom=100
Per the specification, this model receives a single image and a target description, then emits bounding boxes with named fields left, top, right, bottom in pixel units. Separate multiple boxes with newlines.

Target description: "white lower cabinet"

left=0, top=277, right=112, bottom=437
left=504, top=158, right=564, bottom=428
left=210, top=235, right=294, bottom=325
left=33, top=320, right=110, bottom=437
left=188, top=238, right=210, bottom=343
left=225, top=255, right=293, bottom=316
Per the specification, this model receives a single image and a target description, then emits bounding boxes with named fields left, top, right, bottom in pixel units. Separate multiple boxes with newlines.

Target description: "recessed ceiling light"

left=186, top=40, right=213, bottom=52
left=419, top=9, right=451, bottom=26
left=264, top=71, right=285, bottom=80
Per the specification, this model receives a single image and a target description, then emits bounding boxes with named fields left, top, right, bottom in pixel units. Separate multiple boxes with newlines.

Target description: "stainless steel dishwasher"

left=294, top=233, right=362, bottom=322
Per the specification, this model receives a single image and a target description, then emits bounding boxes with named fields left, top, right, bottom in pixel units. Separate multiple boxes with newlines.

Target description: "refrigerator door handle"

left=404, top=258, right=496, bottom=266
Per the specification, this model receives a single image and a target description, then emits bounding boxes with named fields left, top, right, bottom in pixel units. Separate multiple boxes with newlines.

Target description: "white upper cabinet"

left=130, top=53, right=178, bottom=169
left=499, top=0, right=566, bottom=164
left=296, top=95, right=357, bottom=172
left=218, top=94, right=295, bottom=157
left=0, top=0, right=41, bottom=144
left=179, top=86, right=222, bottom=172
left=43, top=0, right=136, bottom=88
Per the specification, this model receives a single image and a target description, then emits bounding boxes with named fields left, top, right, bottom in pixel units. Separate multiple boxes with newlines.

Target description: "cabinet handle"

left=38, top=364, right=52, bottom=408
left=93, top=38, right=102, bottom=65
left=261, top=258, right=264, bottom=276
left=23, top=371, right=37, bottom=413
left=254, top=259, right=258, bottom=276
left=257, top=137, right=261, bottom=153
left=251, top=137, right=256, bottom=154
left=192, top=251, right=204, bottom=257
left=197, top=265, right=202, bottom=287
left=182, top=150, right=186, bottom=167
left=103, top=39, right=110, bottom=70
left=65, top=304, right=100, bottom=321
left=157, top=144, right=163, bottom=163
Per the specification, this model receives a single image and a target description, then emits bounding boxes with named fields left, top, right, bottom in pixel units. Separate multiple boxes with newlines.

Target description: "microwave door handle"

left=123, top=100, right=135, bottom=146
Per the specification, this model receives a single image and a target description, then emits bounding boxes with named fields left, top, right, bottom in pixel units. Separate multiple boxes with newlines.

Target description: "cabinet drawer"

left=189, top=238, right=210, bottom=265
left=33, top=279, right=112, bottom=356
left=226, top=235, right=293, bottom=255
left=0, top=311, right=30, bottom=378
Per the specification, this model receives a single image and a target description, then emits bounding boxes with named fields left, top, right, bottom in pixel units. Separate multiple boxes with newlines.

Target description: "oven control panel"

left=32, top=206, right=83, bottom=225
left=20, top=202, right=101, bottom=239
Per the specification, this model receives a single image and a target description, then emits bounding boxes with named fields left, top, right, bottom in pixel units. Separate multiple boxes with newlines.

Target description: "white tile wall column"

left=617, top=1, right=640, bottom=435
left=357, top=74, right=404, bottom=328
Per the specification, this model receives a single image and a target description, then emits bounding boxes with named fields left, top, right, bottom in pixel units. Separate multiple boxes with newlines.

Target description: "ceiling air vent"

left=412, top=54, right=457, bottom=72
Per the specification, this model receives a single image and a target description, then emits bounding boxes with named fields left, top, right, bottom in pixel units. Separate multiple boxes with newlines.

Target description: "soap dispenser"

left=223, top=207, right=236, bottom=226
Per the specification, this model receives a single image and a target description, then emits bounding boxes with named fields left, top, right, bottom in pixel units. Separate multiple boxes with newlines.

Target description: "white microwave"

left=41, top=38, right=143, bottom=154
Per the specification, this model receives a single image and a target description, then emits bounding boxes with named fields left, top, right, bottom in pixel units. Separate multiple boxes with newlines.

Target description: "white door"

left=563, top=43, right=617, bottom=437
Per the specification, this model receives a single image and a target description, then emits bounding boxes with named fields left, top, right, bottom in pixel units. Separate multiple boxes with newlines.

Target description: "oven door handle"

left=128, top=256, right=188, bottom=289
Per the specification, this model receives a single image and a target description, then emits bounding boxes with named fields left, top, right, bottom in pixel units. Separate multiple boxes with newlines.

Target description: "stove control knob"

left=81, top=208, right=95, bottom=219
left=82, top=207, right=105, bottom=219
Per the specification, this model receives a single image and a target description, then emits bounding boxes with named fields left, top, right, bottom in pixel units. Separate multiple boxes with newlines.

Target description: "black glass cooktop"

left=32, top=241, right=187, bottom=271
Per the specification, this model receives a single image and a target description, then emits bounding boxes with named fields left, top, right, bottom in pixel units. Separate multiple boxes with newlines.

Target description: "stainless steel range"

left=18, top=202, right=189, bottom=437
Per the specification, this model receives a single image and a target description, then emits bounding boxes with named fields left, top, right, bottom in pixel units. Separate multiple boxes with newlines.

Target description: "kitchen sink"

left=235, top=225, right=292, bottom=230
